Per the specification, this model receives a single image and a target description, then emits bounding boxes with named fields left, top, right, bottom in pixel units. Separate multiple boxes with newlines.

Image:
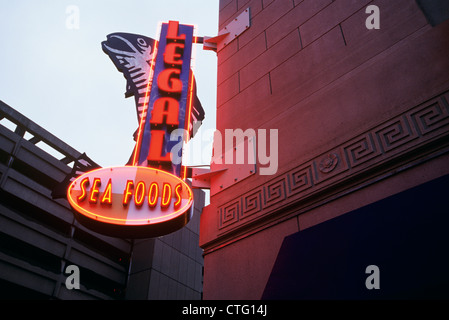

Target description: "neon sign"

left=134, top=21, right=195, bottom=179
left=67, top=166, right=193, bottom=238
left=67, top=21, right=197, bottom=238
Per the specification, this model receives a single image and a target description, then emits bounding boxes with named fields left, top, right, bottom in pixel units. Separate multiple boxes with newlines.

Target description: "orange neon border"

left=67, top=166, right=193, bottom=226
left=132, top=23, right=162, bottom=166
left=181, top=24, right=198, bottom=180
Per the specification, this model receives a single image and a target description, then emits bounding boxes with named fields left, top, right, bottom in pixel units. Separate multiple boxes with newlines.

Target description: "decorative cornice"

left=216, top=90, right=449, bottom=237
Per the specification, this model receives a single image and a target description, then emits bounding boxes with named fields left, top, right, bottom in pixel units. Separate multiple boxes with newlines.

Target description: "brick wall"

left=200, top=0, right=449, bottom=299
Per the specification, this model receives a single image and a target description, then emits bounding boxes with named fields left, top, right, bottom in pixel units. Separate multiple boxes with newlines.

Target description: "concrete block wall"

left=200, top=0, right=449, bottom=299
left=126, top=187, right=205, bottom=300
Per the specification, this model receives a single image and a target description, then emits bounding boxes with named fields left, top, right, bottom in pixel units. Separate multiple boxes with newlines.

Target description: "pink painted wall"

left=200, top=0, right=449, bottom=299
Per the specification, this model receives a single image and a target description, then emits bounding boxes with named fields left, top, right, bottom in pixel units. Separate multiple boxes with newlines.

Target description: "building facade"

left=0, top=100, right=204, bottom=300
left=200, top=0, right=449, bottom=299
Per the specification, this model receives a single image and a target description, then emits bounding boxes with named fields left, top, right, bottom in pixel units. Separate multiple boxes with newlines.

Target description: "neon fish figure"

left=101, top=33, right=205, bottom=145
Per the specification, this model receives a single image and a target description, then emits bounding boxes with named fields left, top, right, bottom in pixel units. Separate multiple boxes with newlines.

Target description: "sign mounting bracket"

left=197, top=7, right=251, bottom=53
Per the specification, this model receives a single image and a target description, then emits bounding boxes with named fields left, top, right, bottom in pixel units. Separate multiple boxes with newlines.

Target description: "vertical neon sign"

left=134, top=21, right=194, bottom=178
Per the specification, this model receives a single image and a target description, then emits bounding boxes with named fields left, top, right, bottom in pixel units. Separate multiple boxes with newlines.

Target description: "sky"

left=0, top=0, right=218, bottom=168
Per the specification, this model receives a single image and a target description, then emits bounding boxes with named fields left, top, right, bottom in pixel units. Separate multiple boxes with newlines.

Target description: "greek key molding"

left=218, top=91, right=449, bottom=231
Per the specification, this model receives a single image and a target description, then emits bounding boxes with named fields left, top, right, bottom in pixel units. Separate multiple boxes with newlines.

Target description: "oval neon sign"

left=67, top=166, right=193, bottom=238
